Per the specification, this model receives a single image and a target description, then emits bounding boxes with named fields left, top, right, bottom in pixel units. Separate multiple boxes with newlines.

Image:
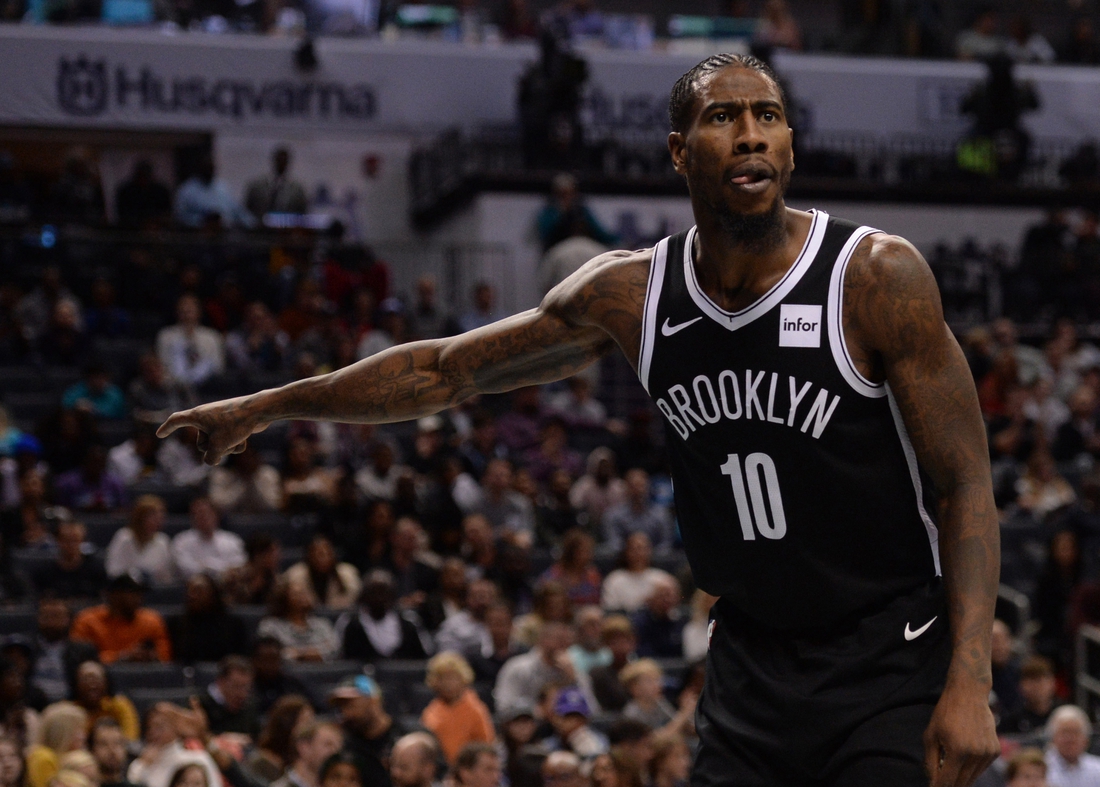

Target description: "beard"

left=694, top=163, right=792, bottom=255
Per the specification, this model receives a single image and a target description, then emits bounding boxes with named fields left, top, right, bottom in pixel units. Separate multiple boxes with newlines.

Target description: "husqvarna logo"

left=57, top=56, right=108, bottom=116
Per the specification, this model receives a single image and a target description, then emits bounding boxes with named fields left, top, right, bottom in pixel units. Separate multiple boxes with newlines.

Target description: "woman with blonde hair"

left=57, top=750, right=99, bottom=784
left=105, top=494, right=176, bottom=585
left=419, top=652, right=495, bottom=763
left=25, top=702, right=89, bottom=787
left=620, top=660, right=696, bottom=739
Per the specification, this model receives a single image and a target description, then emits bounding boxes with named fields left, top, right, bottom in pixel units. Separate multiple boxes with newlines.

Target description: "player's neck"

left=691, top=205, right=811, bottom=313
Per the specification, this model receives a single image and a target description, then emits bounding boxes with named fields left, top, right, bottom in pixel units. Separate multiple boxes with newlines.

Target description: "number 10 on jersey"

left=720, top=453, right=787, bottom=540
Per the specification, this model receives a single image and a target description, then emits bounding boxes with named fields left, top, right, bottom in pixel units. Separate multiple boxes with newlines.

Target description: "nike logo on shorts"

left=661, top=316, right=702, bottom=336
left=904, top=616, right=937, bottom=641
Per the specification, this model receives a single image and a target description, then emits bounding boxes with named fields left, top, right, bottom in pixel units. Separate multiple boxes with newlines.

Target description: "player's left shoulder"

left=845, top=231, right=939, bottom=307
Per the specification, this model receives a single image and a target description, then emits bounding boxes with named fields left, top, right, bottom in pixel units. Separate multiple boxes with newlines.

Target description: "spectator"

left=247, top=694, right=314, bottom=781
left=476, top=460, right=535, bottom=542
left=588, top=615, right=636, bottom=713
left=1007, top=15, right=1055, bottom=63
left=496, top=388, right=544, bottom=456
left=170, top=498, right=246, bottom=581
left=606, top=719, right=655, bottom=777
left=1061, top=16, right=1100, bottom=65
left=494, top=622, right=592, bottom=718
left=541, top=530, right=601, bottom=607
left=631, top=576, right=683, bottom=659
left=71, top=662, right=138, bottom=741
left=417, top=558, right=469, bottom=634
left=409, top=276, right=447, bottom=341
left=992, top=619, right=1022, bottom=717
left=536, top=469, right=585, bottom=548
left=458, top=410, right=508, bottom=481
left=535, top=174, right=616, bottom=255
left=522, top=419, right=582, bottom=486
left=0, top=658, right=38, bottom=749
left=270, top=720, right=343, bottom=787
left=174, top=153, right=253, bottom=229
left=754, top=0, right=802, bottom=50
left=105, top=495, right=176, bottom=587
left=31, top=521, right=107, bottom=602
left=38, top=299, right=88, bottom=367
left=1045, top=705, right=1100, bottom=785
left=355, top=298, right=407, bottom=361
left=469, top=602, right=521, bottom=686
left=125, top=706, right=219, bottom=787
left=223, top=534, right=281, bottom=607
left=24, top=701, right=87, bottom=787
left=84, top=278, right=130, bottom=339
left=602, top=533, right=675, bottom=614
left=682, top=590, right=718, bottom=662
left=540, top=752, right=585, bottom=787
left=420, top=653, right=495, bottom=764
left=457, top=283, right=500, bottom=334
left=354, top=443, right=409, bottom=504
left=1003, top=748, right=1047, bottom=787
left=128, top=354, right=196, bottom=420
left=166, top=574, right=249, bottom=665
left=27, top=598, right=98, bottom=706
left=208, top=444, right=282, bottom=514
left=327, top=678, right=405, bottom=787
left=89, top=719, right=136, bottom=787
left=54, top=447, right=128, bottom=513
left=620, top=660, right=695, bottom=738
left=1034, top=529, right=1082, bottom=673
left=436, top=579, right=498, bottom=658
left=1016, top=450, right=1076, bottom=521
left=70, top=574, right=171, bottom=664
left=591, top=750, right=643, bottom=787
left=513, top=581, right=573, bottom=649
left=61, top=365, right=127, bottom=420
left=0, top=467, right=55, bottom=552
left=16, top=266, right=81, bottom=346
left=250, top=637, right=315, bottom=716
left=156, top=295, right=225, bottom=389
left=258, top=576, right=340, bottom=662
left=198, top=656, right=259, bottom=739
left=156, top=427, right=210, bottom=491
left=336, top=570, right=429, bottom=663
left=452, top=743, right=502, bottom=787
left=567, top=606, right=608, bottom=677
left=384, top=518, right=440, bottom=607
left=956, top=8, right=1005, bottom=60
left=49, top=149, right=104, bottom=226
left=38, top=410, right=96, bottom=477
left=1051, top=386, right=1100, bottom=462
left=225, top=302, right=289, bottom=373
left=602, top=469, right=673, bottom=552
left=389, top=733, right=439, bottom=787
left=115, top=160, right=171, bottom=230
left=245, top=148, right=308, bottom=220
left=284, top=535, right=361, bottom=611
left=282, top=438, right=341, bottom=513
left=648, top=735, right=690, bottom=787
left=107, top=421, right=160, bottom=487
left=999, top=656, right=1062, bottom=735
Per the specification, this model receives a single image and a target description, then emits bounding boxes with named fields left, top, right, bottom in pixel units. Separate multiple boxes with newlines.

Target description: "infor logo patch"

left=779, top=304, right=822, bottom=348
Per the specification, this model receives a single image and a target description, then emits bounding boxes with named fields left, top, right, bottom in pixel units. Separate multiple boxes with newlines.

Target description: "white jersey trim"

left=683, top=209, right=827, bottom=331
left=638, top=238, right=668, bottom=393
left=827, top=226, right=886, bottom=398
left=887, top=383, right=942, bottom=576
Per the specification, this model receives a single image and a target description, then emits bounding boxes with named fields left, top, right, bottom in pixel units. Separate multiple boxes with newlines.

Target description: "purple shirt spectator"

left=54, top=446, right=128, bottom=512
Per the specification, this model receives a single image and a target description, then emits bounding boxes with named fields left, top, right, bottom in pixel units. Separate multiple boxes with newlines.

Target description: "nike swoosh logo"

left=904, top=616, right=937, bottom=641
left=661, top=316, right=703, bottom=337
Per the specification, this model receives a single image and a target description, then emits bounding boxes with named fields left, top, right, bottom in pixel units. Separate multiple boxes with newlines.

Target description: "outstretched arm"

left=158, top=250, right=648, bottom=464
left=847, top=235, right=999, bottom=787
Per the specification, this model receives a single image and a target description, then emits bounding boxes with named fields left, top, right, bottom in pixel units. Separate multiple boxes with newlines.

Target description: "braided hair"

left=667, top=53, right=786, bottom=134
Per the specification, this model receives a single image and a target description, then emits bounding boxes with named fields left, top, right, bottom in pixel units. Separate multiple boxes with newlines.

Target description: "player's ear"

left=789, top=128, right=795, bottom=172
left=668, top=132, right=687, bottom=175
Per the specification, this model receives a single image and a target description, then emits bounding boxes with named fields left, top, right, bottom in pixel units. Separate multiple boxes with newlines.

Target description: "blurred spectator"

left=0, top=658, right=38, bottom=749
left=567, top=606, right=608, bottom=676
left=1061, top=15, right=1100, bottom=64
left=436, top=579, right=498, bottom=658
left=406, top=415, right=448, bottom=478
left=513, top=580, right=572, bottom=649
left=649, top=735, right=691, bottom=787
left=223, top=534, right=281, bottom=606
left=590, top=750, right=642, bottom=787
left=682, top=590, right=718, bottom=662
left=457, top=283, right=500, bottom=335
left=327, top=677, right=406, bottom=787
left=459, top=410, right=508, bottom=481
left=270, top=720, right=343, bottom=787
left=31, top=521, right=106, bottom=601
left=543, top=685, right=608, bottom=761
left=588, top=615, right=635, bottom=713
left=258, top=576, right=340, bottom=662
left=494, top=622, right=589, bottom=717
left=226, top=302, right=289, bottom=373
left=156, top=295, right=226, bottom=389
left=991, top=618, right=1022, bottom=716
left=602, top=469, right=673, bottom=552
left=420, top=653, right=495, bottom=764
left=125, top=705, right=220, bottom=787
left=753, top=0, right=802, bottom=50
left=72, top=661, right=139, bottom=741
left=208, top=445, right=282, bottom=514
left=998, top=655, right=1061, bottom=735
left=540, top=751, right=587, bottom=787
left=39, top=301, right=88, bottom=367
left=27, top=598, right=98, bottom=705
left=166, top=574, right=249, bottom=664
left=1016, top=450, right=1076, bottom=520
left=536, top=469, right=585, bottom=548
left=631, top=576, right=683, bottom=659
left=170, top=497, right=246, bottom=581
left=115, top=160, right=171, bottom=230
left=523, top=419, right=582, bottom=486
left=245, top=148, right=308, bottom=221
left=107, top=422, right=160, bottom=486
left=61, top=365, right=126, bottom=420
left=390, top=733, right=439, bottom=787
left=284, top=534, right=361, bottom=610
left=336, top=569, right=429, bottom=663
left=70, top=574, right=172, bottom=663
left=16, top=266, right=81, bottom=346
left=1007, top=15, right=1054, bottom=63
left=535, top=174, right=616, bottom=256
left=89, top=718, right=135, bottom=787
left=538, top=232, right=610, bottom=299
left=54, top=446, right=128, bottom=513
left=548, top=377, right=607, bottom=432
left=602, top=533, right=675, bottom=614
left=1052, top=385, right=1100, bottom=461
left=409, top=276, right=447, bottom=341
left=83, top=280, right=130, bottom=340
left=0, top=467, right=57, bottom=554
left=105, top=495, right=176, bottom=586
left=0, top=152, right=33, bottom=225
left=956, top=8, right=1005, bottom=60
left=50, top=149, right=105, bottom=226
left=174, top=154, right=254, bottom=230
left=959, top=55, right=1038, bottom=182
left=128, top=354, right=197, bottom=420
left=620, top=660, right=695, bottom=737
left=384, top=518, right=440, bottom=606
left=469, top=602, right=521, bottom=686
left=282, top=438, right=341, bottom=512
left=475, top=460, right=534, bottom=542
left=246, top=693, right=313, bottom=780
left=540, top=530, right=601, bottom=607
left=356, top=298, right=408, bottom=360
left=280, top=281, right=329, bottom=346
left=497, top=388, right=544, bottom=456
left=1045, top=706, right=1100, bottom=784
left=451, top=743, right=502, bottom=787
left=1034, top=529, right=1082, bottom=673
left=24, top=701, right=87, bottom=787
left=251, top=637, right=314, bottom=716
left=198, top=655, right=259, bottom=738
left=354, top=442, right=409, bottom=504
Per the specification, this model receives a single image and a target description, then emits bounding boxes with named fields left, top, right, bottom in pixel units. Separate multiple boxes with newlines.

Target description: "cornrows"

left=667, top=53, right=787, bottom=134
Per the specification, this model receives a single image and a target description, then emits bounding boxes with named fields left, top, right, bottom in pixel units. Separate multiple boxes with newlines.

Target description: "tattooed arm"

left=845, top=235, right=999, bottom=787
left=158, top=250, right=651, bottom=464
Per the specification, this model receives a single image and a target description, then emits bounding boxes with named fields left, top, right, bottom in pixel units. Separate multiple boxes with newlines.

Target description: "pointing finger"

left=157, top=411, right=195, bottom=439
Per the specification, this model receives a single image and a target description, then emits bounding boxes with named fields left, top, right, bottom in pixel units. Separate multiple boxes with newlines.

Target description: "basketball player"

left=159, top=55, right=999, bottom=786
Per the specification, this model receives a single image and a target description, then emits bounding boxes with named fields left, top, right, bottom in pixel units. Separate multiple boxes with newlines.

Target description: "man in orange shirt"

left=71, top=574, right=172, bottom=663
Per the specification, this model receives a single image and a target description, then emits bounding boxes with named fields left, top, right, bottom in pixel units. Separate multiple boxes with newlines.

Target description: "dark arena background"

left=0, top=2, right=1099, bottom=786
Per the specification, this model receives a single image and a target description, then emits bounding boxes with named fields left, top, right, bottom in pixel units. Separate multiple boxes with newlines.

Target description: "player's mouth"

left=728, top=163, right=774, bottom=194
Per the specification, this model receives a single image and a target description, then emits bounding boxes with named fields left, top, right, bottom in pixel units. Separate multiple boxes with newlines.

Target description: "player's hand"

left=157, top=397, right=269, bottom=465
left=923, top=681, right=998, bottom=787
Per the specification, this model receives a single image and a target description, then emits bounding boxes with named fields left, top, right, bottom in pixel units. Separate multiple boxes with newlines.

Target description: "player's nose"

left=733, top=115, right=768, bottom=154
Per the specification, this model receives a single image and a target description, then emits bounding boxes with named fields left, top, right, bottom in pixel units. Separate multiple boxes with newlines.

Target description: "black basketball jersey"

left=638, top=210, right=941, bottom=632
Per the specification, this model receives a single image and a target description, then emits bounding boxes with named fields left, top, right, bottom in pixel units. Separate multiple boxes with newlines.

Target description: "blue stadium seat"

left=106, top=662, right=187, bottom=691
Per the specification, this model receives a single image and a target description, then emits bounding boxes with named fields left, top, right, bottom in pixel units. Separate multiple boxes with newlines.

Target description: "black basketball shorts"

left=691, top=578, right=950, bottom=787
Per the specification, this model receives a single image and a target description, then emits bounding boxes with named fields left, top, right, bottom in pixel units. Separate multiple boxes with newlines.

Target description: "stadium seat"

left=127, top=687, right=196, bottom=717
left=0, top=366, right=45, bottom=394
left=0, top=605, right=36, bottom=636
left=106, top=662, right=187, bottom=691
left=145, top=584, right=186, bottom=606
left=82, top=514, right=128, bottom=547
left=3, top=392, right=58, bottom=424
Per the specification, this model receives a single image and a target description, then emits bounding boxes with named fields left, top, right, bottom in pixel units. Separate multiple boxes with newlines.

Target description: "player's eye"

left=761, top=111, right=777, bottom=122
left=713, top=112, right=728, bottom=123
